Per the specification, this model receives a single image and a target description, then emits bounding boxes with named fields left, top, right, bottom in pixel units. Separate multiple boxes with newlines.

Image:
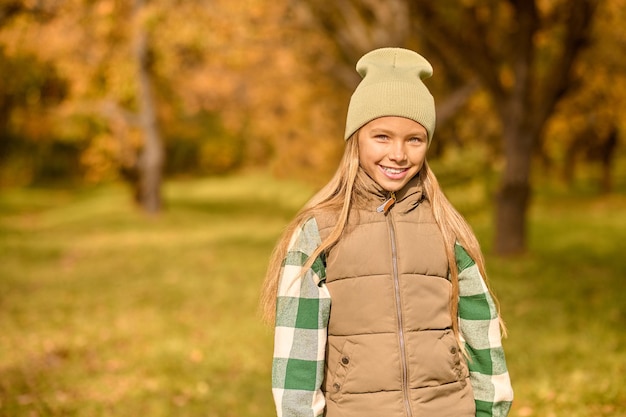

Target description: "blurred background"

left=1, top=1, right=625, bottom=416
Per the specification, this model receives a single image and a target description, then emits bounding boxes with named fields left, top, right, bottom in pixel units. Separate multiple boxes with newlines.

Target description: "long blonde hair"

left=260, top=132, right=505, bottom=341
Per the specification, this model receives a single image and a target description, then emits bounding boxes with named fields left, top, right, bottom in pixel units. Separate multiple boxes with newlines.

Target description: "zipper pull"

left=376, top=192, right=396, bottom=213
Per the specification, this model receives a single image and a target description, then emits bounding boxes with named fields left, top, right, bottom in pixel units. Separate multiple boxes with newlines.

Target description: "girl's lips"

left=379, top=165, right=409, bottom=179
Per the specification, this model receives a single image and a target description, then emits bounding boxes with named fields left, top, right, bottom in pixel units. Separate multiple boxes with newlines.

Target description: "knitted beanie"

left=344, top=47, right=436, bottom=145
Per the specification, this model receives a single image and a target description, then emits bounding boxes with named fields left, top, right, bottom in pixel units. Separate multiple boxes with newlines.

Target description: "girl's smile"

left=380, top=165, right=410, bottom=178
left=358, top=116, right=428, bottom=192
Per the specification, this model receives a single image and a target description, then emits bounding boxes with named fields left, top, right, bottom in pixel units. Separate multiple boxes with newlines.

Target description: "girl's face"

left=358, top=116, right=428, bottom=192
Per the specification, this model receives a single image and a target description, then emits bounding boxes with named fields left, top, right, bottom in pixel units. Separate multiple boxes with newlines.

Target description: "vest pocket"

left=328, top=339, right=355, bottom=402
left=437, top=329, right=469, bottom=381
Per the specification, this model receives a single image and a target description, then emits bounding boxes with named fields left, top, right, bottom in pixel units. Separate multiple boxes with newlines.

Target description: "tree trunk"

left=495, top=119, right=534, bottom=255
left=134, top=0, right=163, bottom=213
left=599, top=126, right=618, bottom=194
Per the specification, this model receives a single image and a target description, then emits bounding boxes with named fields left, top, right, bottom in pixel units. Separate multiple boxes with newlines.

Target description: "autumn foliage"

left=1, top=0, right=625, bottom=250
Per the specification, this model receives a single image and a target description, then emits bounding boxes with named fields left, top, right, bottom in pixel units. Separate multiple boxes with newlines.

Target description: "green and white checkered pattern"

left=271, top=218, right=513, bottom=417
left=272, top=218, right=330, bottom=417
left=456, top=244, right=514, bottom=417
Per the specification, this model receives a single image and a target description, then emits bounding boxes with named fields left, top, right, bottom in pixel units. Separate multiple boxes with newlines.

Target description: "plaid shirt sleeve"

left=456, top=244, right=514, bottom=417
left=272, top=217, right=331, bottom=417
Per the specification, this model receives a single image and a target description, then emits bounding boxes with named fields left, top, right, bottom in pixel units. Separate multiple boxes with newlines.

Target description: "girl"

left=261, top=47, right=513, bottom=417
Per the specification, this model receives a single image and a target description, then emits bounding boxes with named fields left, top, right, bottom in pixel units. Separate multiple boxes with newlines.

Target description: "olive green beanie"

left=344, top=47, right=436, bottom=145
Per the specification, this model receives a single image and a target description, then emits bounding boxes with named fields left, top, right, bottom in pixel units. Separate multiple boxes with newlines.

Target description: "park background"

left=1, top=1, right=625, bottom=416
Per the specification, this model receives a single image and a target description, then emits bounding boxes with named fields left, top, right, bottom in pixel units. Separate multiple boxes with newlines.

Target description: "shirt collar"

left=353, top=168, right=425, bottom=214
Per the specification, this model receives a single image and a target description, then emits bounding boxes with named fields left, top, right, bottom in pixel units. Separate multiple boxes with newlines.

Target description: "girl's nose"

left=389, top=142, right=407, bottom=162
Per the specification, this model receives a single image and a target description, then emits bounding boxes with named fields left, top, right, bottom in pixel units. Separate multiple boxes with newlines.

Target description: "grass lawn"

left=0, top=171, right=625, bottom=416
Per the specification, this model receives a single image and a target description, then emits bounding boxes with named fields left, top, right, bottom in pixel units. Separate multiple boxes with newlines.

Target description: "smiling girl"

left=261, top=47, right=513, bottom=417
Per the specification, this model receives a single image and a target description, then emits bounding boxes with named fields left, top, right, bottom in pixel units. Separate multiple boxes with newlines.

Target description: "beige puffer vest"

left=315, top=171, right=475, bottom=417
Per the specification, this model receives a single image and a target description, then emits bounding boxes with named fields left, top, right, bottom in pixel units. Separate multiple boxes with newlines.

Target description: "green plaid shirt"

left=272, top=217, right=513, bottom=417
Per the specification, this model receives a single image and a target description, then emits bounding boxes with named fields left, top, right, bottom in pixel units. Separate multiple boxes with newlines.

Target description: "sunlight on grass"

left=1, top=171, right=625, bottom=416
left=0, top=172, right=315, bottom=417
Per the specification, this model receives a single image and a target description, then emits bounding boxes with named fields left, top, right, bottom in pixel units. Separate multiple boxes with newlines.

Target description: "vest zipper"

left=386, top=208, right=413, bottom=417
left=377, top=192, right=396, bottom=213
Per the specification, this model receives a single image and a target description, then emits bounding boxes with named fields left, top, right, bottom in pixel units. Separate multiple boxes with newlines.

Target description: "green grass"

left=1, top=171, right=625, bottom=416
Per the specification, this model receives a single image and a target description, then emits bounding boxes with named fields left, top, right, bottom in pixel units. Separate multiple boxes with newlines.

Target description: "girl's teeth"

left=383, top=167, right=405, bottom=174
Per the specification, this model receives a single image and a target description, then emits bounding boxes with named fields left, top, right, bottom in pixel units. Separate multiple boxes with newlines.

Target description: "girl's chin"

left=376, top=177, right=410, bottom=192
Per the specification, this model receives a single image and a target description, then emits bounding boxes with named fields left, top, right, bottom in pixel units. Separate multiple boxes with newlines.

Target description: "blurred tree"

left=0, top=0, right=132, bottom=186
left=132, top=0, right=163, bottom=213
left=0, top=48, right=70, bottom=185
left=0, top=1, right=25, bottom=24
left=561, top=124, right=618, bottom=193
left=542, top=0, right=626, bottom=194
left=295, top=0, right=600, bottom=255
left=1, top=0, right=624, bottom=235
left=408, top=0, right=599, bottom=255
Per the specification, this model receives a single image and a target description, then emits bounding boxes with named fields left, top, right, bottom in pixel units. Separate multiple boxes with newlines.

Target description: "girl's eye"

left=409, top=136, right=425, bottom=143
left=375, top=134, right=389, bottom=140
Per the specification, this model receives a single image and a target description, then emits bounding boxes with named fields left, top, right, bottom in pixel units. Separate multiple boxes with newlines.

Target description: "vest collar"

left=354, top=168, right=425, bottom=214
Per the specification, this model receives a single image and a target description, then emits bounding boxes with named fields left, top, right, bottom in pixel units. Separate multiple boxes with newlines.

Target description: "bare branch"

left=532, top=0, right=598, bottom=131
left=410, top=1, right=507, bottom=101
left=436, top=79, right=481, bottom=126
left=293, top=0, right=411, bottom=90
